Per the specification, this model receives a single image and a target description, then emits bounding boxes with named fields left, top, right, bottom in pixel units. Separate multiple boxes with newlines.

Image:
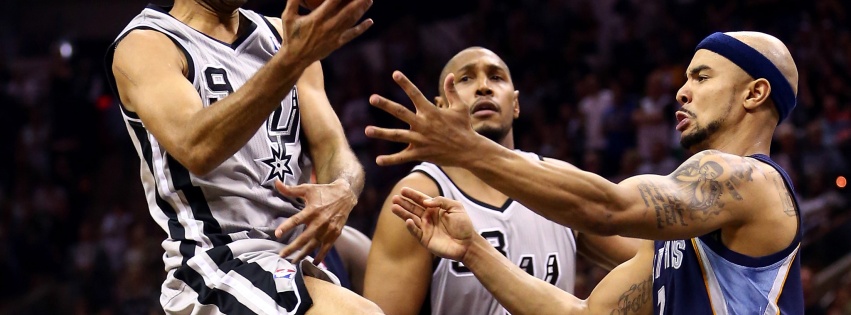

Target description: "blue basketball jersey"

left=652, top=154, right=803, bottom=314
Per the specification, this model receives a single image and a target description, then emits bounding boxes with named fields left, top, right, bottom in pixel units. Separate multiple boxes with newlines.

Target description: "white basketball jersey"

left=106, top=5, right=310, bottom=271
left=413, top=151, right=577, bottom=315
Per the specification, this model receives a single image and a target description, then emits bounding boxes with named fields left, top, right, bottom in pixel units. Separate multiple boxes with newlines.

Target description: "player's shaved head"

left=724, top=31, right=798, bottom=96
left=438, top=47, right=512, bottom=98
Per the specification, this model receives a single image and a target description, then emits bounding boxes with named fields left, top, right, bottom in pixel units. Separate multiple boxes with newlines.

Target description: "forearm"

left=179, top=51, right=311, bottom=174
left=313, top=146, right=364, bottom=197
left=466, top=140, right=622, bottom=235
left=463, top=234, right=584, bottom=315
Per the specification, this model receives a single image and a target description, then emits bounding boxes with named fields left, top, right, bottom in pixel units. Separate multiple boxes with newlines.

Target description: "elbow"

left=584, top=204, right=622, bottom=237
left=178, top=148, right=221, bottom=176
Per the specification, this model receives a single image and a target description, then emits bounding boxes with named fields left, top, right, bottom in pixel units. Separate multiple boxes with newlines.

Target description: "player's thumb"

left=275, top=180, right=307, bottom=197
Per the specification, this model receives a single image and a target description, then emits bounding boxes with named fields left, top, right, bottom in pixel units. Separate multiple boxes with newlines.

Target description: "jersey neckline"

left=145, top=4, right=259, bottom=51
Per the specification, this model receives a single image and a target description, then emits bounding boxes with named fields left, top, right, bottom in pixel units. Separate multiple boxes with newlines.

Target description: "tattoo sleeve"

left=639, top=151, right=761, bottom=229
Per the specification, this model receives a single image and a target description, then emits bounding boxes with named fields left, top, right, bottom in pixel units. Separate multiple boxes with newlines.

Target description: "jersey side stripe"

left=692, top=238, right=726, bottom=315
left=763, top=246, right=799, bottom=315
left=128, top=121, right=197, bottom=263
left=150, top=137, right=213, bottom=253
left=167, top=155, right=230, bottom=247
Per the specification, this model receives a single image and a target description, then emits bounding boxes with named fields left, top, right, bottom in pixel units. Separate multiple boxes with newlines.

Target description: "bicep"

left=363, top=174, right=439, bottom=314
left=612, top=151, right=755, bottom=240
left=112, top=30, right=203, bottom=155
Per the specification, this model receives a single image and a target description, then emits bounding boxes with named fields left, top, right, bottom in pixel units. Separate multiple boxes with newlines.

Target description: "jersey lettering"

left=653, top=240, right=686, bottom=280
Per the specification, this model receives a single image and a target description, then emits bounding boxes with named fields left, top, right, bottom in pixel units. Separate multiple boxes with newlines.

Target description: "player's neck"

left=170, top=1, right=243, bottom=43
left=702, top=124, right=773, bottom=157
left=498, top=130, right=515, bottom=150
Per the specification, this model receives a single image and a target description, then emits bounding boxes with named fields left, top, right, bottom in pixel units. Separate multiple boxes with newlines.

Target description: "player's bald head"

left=724, top=31, right=798, bottom=96
left=438, top=47, right=513, bottom=98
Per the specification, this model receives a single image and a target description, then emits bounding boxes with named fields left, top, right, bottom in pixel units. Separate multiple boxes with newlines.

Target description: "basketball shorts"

left=159, top=240, right=340, bottom=315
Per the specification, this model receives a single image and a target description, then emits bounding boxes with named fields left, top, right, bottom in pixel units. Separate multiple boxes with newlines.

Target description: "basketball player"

left=364, top=47, right=638, bottom=315
left=368, top=31, right=803, bottom=314
left=106, top=0, right=383, bottom=313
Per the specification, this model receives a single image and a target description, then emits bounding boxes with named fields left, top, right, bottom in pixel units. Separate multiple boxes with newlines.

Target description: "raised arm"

left=464, top=149, right=768, bottom=240
left=364, top=173, right=440, bottom=315
left=112, top=29, right=302, bottom=175
left=391, top=187, right=655, bottom=315
left=365, top=74, right=772, bottom=240
left=111, top=0, right=372, bottom=175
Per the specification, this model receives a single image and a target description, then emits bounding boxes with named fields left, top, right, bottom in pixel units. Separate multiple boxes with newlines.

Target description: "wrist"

left=460, top=233, right=490, bottom=269
left=272, top=46, right=313, bottom=73
left=331, top=178, right=358, bottom=206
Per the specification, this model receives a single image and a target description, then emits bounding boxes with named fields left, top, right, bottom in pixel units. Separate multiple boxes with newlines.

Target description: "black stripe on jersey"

left=128, top=121, right=197, bottom=264
left=104, top=25, right=196, bottom=120
left=173, top=250, right=257, bottom=315
left=166, top=156, right=230, bottom=247
left=176, top=246, right=313, bottom=314
left=261, top=16, right=283, bottom=43
left=411, top=170, right=444, bottom=197
left=435, top=166, right=513, bottom=213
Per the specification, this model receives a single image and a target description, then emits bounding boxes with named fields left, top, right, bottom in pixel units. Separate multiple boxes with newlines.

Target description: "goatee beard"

left=680, top=119, right=722, bottom=150
left=476, top=126, right=510, bottom=143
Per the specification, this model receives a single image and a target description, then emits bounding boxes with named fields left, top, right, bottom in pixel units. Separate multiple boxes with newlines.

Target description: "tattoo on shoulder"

left=769, top=172, right=797, bottom=217
left=610, top=276, right=652, bottom=315
left=639, top=151, right=762, bottom=229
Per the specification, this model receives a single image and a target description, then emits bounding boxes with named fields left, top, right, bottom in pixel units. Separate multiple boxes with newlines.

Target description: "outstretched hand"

left=364, top=71, right=484, bottom=167
left=390, top=187, right=476, bottom=261
left=280, top=0, right=373, bottom=63
left=274, top=179, right=357, bottom=265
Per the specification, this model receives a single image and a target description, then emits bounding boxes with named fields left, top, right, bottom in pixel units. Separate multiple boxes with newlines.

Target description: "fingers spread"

left=392, top=71, right=434, bottom=112
left=364, top=126, right=419, bottom=144
left=443, top=73, right=463, bottom=111
left=375, top=151, right=418, bottom=166
left=338, top=18, right=373, bottom=46
left=367, top=94, right=417, bottom=125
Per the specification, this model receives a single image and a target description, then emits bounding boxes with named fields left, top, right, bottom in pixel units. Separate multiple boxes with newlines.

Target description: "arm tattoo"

left=640, top=152, right=760, bottom=229
left=609, top=277, right=652, bottom=315
left=770, top=172, right=797, bottom=217
left=639, top=181, right=688, bottom=229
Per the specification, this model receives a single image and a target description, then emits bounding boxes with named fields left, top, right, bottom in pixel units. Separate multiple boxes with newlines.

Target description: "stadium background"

left=0, top=0, right=849, bottom=314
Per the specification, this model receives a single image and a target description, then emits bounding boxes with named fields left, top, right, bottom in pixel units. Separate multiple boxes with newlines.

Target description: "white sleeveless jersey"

left=105, top=5, right=310, bottom=271
left=413, top=151, right=577, bottom=315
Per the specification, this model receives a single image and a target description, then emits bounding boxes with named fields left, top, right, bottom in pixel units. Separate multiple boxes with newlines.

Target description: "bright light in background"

left=838, top=176, right=847, bottom=189
left=59, top=40, right=73, bottom=59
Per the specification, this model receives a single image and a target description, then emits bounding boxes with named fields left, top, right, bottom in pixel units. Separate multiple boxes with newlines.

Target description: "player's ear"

left=435, top=96, right=446, bottom=108
left=513, top=90, right=520, bottom=119
left=743, top=78, right=770, bottom=111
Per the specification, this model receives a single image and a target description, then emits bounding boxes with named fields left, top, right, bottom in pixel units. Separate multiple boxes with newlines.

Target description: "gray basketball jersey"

left=106, top=5, right=310, bottom=271
left=413, top=152, right=577, bottom=315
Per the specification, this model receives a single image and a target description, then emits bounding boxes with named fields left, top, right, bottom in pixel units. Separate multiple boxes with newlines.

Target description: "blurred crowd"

left=1, top=0, right=850, bottom=314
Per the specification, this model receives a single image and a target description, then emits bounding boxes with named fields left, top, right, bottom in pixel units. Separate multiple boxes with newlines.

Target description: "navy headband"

left=695, top=32, right=796, bottom=124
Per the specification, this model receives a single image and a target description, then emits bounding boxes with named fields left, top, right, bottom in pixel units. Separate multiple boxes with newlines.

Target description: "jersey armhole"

left=105, top=26, right=196, bottom=119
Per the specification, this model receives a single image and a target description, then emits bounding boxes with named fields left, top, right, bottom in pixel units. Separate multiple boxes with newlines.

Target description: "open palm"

left=391, top=187, right=476, bottom=261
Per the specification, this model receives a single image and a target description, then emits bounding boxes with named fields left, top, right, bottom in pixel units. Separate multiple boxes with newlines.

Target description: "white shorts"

left=159, top=240, right=340, bottom=315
